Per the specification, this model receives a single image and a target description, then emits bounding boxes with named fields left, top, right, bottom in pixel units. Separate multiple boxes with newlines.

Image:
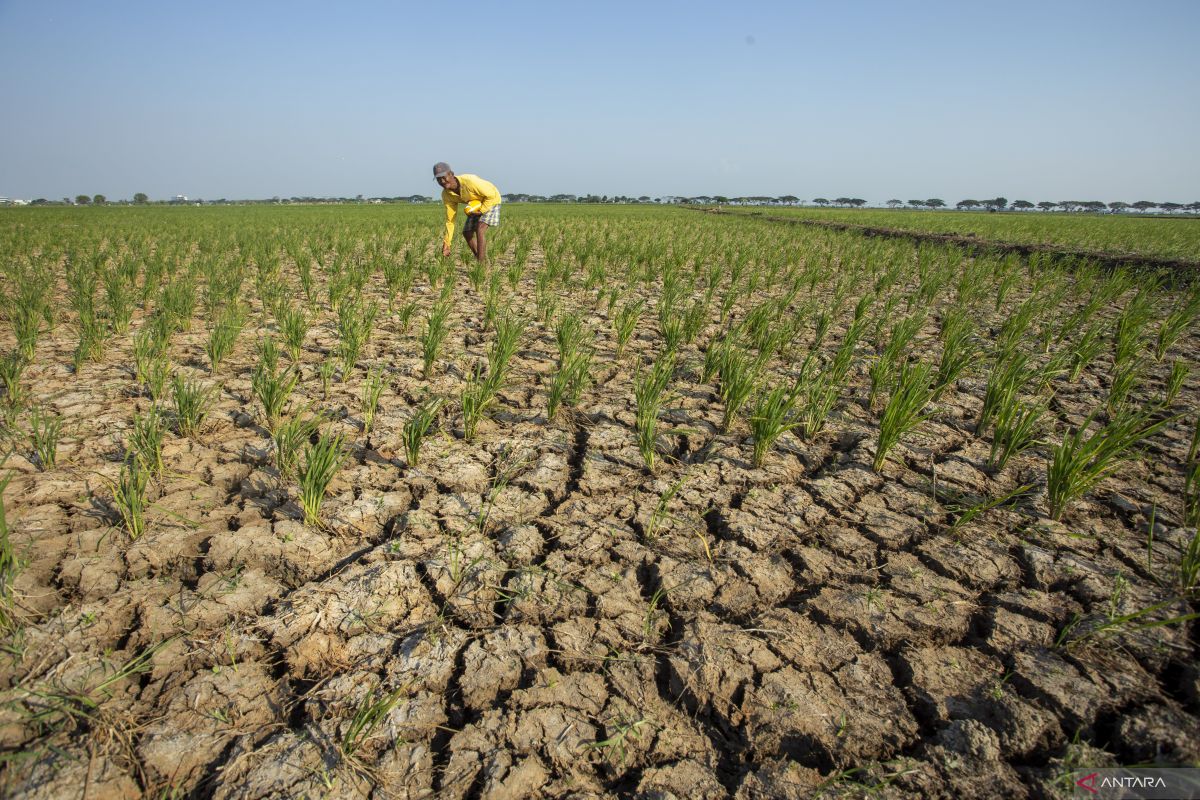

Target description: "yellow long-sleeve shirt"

left=441, top=174, right=502, bottom=247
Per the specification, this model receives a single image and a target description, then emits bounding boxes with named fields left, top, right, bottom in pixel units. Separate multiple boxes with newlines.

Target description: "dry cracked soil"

left=2, top=249, right=1199, bottom=800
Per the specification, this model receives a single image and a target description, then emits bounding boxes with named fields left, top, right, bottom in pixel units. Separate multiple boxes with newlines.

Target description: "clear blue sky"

left=1, top=1, right=1197, bottom=203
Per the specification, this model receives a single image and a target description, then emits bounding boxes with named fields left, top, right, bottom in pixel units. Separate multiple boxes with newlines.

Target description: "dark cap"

left=433, top=162, right=452, bottom=178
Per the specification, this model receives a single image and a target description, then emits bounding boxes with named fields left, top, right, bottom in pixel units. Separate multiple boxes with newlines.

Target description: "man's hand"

left=442, top=242, right=451, bottom=257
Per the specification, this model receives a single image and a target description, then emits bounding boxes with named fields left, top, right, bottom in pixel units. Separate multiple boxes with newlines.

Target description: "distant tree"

left=886, top=199, right=902, bottom=208
left=1107, top=202, right=1128, bottom=212
left=812, top=198, right=830, bottom=206
left=93, top=194, right=106, bottom=205
left=1037, top=201, right=1057, bottom=212
left=1012, top=200, right=1034, bottom=210
left=983, top=197, right=1007, bottom=211
left=848, top=198, right=866, bottom=207
left=833, top=197, right=853, bottom=206
left=778, top=195, right=799, bottom=205
left=1160, top=202, right=1183, bottom=213
left=76, top=195, right=91, bottom=205
left=133, top=192, right=149, bottom=204
left=1187, top=202, right=1200, bottom=213
left=907, top=200, right=925, bottom=209
left=956, top=199, right=980, bottom=210
left=1131, top=201, right=1157, bottom=212
left=63, top=197, right=73, bottom=205
left=925, top=198, right=945, bottom=209
left=1058, top=201, right=1082, bottom=212
left=638, top=196, right=650, bottom=203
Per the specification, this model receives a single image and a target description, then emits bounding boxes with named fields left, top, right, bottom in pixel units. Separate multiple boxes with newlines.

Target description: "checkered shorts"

left=464, top=205, right=500, bottom=234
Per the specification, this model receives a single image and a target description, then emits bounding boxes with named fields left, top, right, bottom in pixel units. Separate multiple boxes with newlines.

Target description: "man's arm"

left=442, top=193, right=457, bottom=255
left=463, top=175, right=502, bottom=214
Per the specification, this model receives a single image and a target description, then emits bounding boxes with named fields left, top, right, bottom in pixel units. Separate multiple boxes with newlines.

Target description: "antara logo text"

left=1076, top=771, right=1169, bottom=793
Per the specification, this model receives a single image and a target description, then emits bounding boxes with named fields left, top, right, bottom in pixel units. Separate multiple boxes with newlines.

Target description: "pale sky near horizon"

left=1, top=1, right=1197, bottom=203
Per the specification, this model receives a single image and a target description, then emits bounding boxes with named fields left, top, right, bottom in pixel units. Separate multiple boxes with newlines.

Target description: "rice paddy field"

left=728, top=207, right=1200, bottom=263
left=1, top=203, right=1198, bottom=798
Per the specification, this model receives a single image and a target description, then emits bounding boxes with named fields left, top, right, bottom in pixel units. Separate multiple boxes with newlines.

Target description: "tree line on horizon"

left=11, top=194, right=1199, bottom=214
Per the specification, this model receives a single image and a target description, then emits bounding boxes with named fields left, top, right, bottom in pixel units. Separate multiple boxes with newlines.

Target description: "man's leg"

left=475, top=222, right=489, bottom=263
left=461, top=227, right=479, bottom=258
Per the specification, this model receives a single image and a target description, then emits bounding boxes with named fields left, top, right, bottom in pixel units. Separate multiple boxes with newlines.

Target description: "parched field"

left=0, top=204, right=1198, bottom=798
left=730, top=207, right=1200, bottom=264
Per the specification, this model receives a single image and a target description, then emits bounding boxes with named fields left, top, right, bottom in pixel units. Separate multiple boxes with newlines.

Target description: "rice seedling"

left=873, top=360, right=935, bottom=472
left=547, top=347, right=593, bottom=421
left=318, top=359, right=335, bottom=399
left=72, top=312, right=107, bottom=370
left=634, top=353, right=676, bottom=471
left=1068, top=320, right=1106, bottom=382
left=614, top=299, right=644, bottom=358
left=395, top=300, right=418, bottom=334
left=797, top=370, right=842, bottom=440
left=131, top=327, right=166, bottom=391
left=401, top=397, right=442, bottom=467
left=1153, top=285, right=1200, bottom=361
left=988, top=395, right=1049, bottom=472
left=144, top=354, right=170, bottom=403
left=0, top=472, right=19, bottom=633
left=340, top=685, right=406, bottom=759
left=1045, top=408, right=1171, bottom=521
left=421, top=298, right=453, bottom=379
left=298, top=430, right=347, bottom=527
left=1190, top=415, right=1200, bottom=464
left=749, top=380, right=802, bottom=467
left=361, top=366, right=385, bottom=437
left=977, top=350, right=1032, bottom=435
left=27, top=406, right=63, bottom=470
left=829, top=312, right=868, bottom=385
left=660, top=313, right=686, bottom=354
left=1055, top=600, right=1199, bottom=651
left=993, top=263, right=1022, bottom=312
left=0, top=351, right=26, bottom=408
left=278, top=304, right=308, bottom=362
left=103, top=270, right=134, bottom=335
left=475, top=447, right=532, bottom=537
left=271, top=409, right=323, bottom=481
left=588, top=717, right=650, bottom=766
left=1161, top=360, right=1188, bottom=408
left=933, top=309, right=977, bottom=399
left=110, top=458, right=149, bottom=539
left=1180, top=526, right=1200, bottom=596
left=994, top=297, right=1040, bottom=359
left=128, top=405, right=165, bottom=477
left=535, top=276, right=559, bottom=325
left=252, top=363, right=298, bottom=433
left=556, top=312, right=586, bottom=362
left=172, top=374, right=213, bottom=438
left=1106, top=362, right=1142, bottom=414
left=1112, top=288, right=1156, bottom=368
left=869, top=313, right=925, bottom=408
left=9, top=297, right=45, bottom=364
left=460, top=364, right=496, bottom=441
left=1184, top=460, right=1200, bottom=530
left=337, top=297, right=379, bottom=375
left=487, top=315, right=523, bottom=390
left=160, top=278, right=198, bottom=332
left=945, top=484, right=1034, bottom=534
left=644, top=474, right=689, bottom=542
left=482, top=273, right=505, bottom=331
left=717, top=346, right=759, bottom=432
left=204, top=304, right=247, bottom=373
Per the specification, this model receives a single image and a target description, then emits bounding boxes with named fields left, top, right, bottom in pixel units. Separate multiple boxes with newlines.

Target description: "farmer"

left=434, top=162, right=502, bottom=263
